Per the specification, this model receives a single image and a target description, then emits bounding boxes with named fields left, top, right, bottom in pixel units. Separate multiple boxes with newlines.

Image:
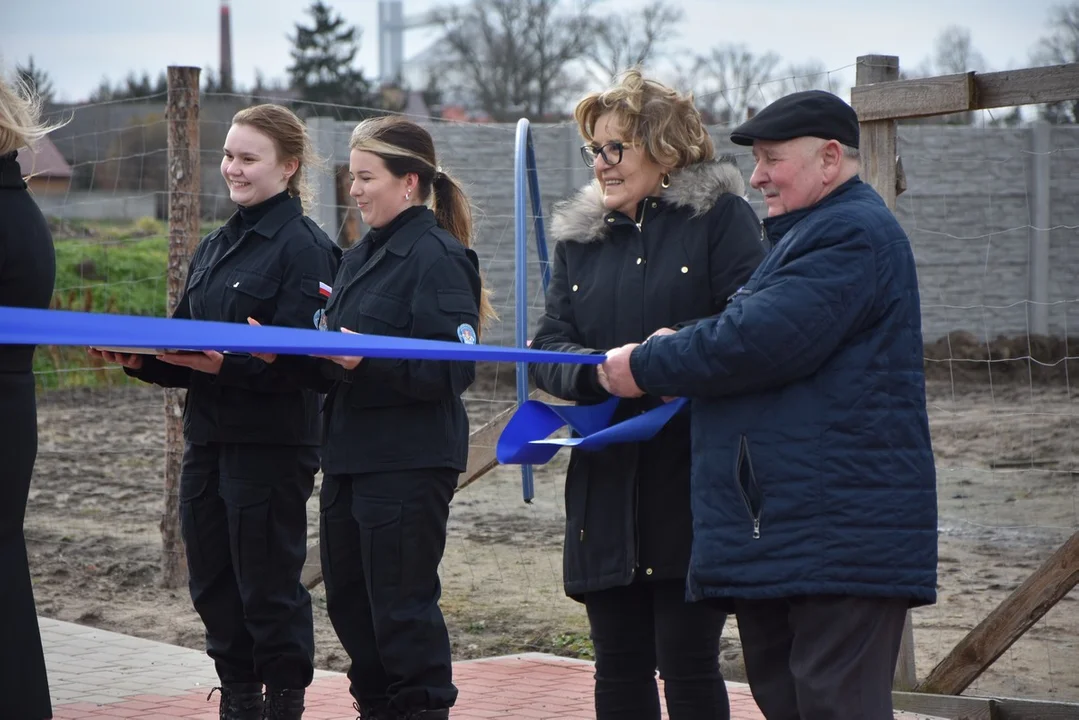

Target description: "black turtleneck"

left=0, top=151, right=28, bottom=189
left=237, top=189, right=291, bottom=235
left=367, top=204, right=427, bottom=249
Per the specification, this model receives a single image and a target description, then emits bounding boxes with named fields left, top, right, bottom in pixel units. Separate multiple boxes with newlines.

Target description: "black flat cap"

left=730, top=90, right=859, bottom=149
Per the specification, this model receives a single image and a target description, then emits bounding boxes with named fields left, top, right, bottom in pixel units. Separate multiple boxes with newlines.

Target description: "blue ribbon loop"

left=496, top=396, right=689, bottom=465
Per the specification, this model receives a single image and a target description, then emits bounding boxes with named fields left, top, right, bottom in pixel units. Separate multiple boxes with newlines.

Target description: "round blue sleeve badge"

left=313, top=308, right=327, bottom=331
left=456, top=323, right=477, bottom=344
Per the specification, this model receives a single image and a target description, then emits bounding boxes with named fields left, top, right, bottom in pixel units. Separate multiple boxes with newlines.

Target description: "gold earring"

left=661, top=173, right=671, bottom=189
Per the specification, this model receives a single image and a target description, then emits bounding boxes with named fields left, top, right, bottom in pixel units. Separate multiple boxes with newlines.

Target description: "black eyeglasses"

left=580, top=141, right=637, bottom=168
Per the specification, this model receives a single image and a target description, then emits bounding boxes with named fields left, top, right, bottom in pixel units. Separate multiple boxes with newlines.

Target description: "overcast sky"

left=1, top=0, right=1059, bottom=105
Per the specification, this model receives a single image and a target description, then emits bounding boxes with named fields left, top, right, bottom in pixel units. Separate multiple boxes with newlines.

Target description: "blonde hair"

left=349, top=115, right=497, bottom=334
left=0, top=75, right=66, bottom=156
left=574, top=68, right=714, bottom=170
left=231, top=104, right=322, bottom=212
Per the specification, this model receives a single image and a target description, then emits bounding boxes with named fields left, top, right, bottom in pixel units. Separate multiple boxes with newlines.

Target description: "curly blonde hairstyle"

left=574, top=68, right=714, bottom=170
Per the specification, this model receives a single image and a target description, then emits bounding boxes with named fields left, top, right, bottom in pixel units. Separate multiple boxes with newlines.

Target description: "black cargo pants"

left=180, top=441, right=318, bottom=688
left=320, top=468, right=458, bottom=715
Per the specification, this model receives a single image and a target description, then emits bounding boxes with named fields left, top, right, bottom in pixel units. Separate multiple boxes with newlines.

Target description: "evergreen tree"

left=16, top=56, right=55, bottom=105
left=288, top=1, right=373, bottom=117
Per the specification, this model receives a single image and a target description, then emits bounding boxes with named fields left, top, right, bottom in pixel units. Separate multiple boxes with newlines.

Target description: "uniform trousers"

left=320, top=468, right=458, bottom=714
left=180, top=441, right=318, bottom=688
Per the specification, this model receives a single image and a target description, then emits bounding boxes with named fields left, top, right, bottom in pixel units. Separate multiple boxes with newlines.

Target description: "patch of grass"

left=550, top=631, right=595, bottom=660
left=33, top=218, right=193, bottom=390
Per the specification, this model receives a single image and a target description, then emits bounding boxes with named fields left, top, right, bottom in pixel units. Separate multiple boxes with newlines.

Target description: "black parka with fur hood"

left=530, top=157, right=767, bottom=598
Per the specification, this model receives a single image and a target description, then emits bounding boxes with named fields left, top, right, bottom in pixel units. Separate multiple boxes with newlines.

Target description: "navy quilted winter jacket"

left=629, top=177, right=938, bottom=606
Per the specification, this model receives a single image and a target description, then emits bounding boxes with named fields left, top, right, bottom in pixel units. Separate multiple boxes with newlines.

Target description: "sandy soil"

left=24, top=368, right=1079, bottom=704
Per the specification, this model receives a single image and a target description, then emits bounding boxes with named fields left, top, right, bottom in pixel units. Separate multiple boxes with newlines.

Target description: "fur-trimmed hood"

left=550, top=157, right=746, bottom=244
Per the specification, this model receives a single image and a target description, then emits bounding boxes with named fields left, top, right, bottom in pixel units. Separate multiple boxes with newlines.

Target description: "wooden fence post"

left=855, top=54, right=918, bottom=691
left=162, top=66, right=201, bottom=589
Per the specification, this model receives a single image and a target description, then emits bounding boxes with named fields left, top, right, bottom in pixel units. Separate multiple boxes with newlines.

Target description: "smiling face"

left=590, top=112, right=667, bottom=218
left=219, top=123, right=297, bottom=207
left=749, top=137, right=837, bottom=217
left=347, top=149, right=419, bottom=230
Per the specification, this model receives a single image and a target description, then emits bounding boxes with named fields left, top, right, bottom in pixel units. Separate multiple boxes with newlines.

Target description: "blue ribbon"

left=496, top=396, right=689, bottom=465
left=0, top=306, right=685, bottom=462
left=0, top=306, right=602, bottom=365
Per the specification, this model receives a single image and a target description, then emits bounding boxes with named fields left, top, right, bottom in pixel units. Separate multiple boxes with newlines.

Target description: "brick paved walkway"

left=40, top=617, right=940, bottom=719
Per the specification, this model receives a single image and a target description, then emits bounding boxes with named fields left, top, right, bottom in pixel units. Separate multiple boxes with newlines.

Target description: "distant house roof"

left=15, top=136, right=73, bottom=179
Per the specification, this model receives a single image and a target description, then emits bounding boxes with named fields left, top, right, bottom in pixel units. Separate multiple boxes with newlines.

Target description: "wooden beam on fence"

left=162, top=66, right=201, bottom=590
left=856, top=54, right=917, bottom=690
left=917, top=530, right=1079, bottom=696
left=852, top=72, right=975, bottom=122
left=301, top=388, right=562, bottom=589
left=856, top=55, right=901, bottom=212
left=850, top=62, right=1079, bottom=121
left=893, top=690, right=1079, bottom=720
left=977, top=63, right=1079, bottom=111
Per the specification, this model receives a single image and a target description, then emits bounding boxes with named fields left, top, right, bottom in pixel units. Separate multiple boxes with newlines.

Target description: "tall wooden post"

left=855, top=54, right=918, bottom=691
left=162, top=66, right=201, bottom=589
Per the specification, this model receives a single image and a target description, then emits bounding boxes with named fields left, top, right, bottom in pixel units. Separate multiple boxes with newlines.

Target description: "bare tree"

left=433, top=0, right=594, bottom=120
left=585, top=1, right=684, bottom=83
left=1032, top=1, right=1079, bottom=123
left=934, top=25, right=987, bottom=74
left=690, top=44, right=781, bottom=124
left=777, top=60, right=841, bottom=97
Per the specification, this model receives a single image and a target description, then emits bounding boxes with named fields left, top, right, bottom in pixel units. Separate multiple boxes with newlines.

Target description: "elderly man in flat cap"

left=597, top=90, right=937, bottom=719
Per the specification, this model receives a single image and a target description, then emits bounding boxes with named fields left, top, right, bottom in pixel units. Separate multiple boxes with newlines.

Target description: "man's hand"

left=157, top=350, right=225, bottom=375
left=648, top=327, right=676, bottom=340
left=598, top=343, right=643, bottom=398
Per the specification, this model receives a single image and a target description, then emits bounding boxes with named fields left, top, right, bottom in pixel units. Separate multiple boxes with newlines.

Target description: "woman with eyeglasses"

left=529, top=70, right=766, bottom=720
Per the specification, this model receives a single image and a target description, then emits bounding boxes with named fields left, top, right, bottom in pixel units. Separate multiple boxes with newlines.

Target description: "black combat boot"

left=399, top=710, right=449, bottom=720
left=208, top=683, right=264, bottom=720
left=263, top=687, right=305, bottom=720
left=353, top=701, right=392, bottom=719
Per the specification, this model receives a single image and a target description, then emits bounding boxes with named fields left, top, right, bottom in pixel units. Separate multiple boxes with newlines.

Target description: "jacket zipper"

left=735, top=434, right=763, bottom=539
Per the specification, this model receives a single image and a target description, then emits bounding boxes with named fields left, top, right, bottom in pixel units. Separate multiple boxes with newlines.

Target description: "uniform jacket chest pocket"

left=224, top=268, right=280, bottom=323
left=355, top=291, right=411, bottom=336
left=183, top=267, right=210, bottom=318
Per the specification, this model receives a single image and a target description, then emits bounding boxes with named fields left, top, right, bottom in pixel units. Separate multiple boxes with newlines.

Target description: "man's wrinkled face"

left=749, top=137, right=829, bottom=217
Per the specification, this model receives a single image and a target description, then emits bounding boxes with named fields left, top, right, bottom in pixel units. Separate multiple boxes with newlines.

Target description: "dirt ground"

left=24, top=360, right=1079, bottom=704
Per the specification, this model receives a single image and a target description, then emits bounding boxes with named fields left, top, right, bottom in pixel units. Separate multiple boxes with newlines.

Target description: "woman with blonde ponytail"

left=253, top=115, right=489, bottom=720
left=0, top=74, right=63, bottom=720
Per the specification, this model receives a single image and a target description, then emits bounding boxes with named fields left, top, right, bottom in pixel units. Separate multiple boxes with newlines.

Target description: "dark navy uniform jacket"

left=129, top=193, right=341, bottom=447
left=295, top=205, right=481, bottom=476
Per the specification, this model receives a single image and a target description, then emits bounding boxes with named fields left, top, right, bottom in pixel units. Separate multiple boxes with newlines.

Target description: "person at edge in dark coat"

left=249, top=115, right=495, bottom=720
left=528, top=69, right=767, bottom=720
left=0, top=74, right=66, bottom=720
left=598, top=90, right=938, bottom=720
left=91, top=104, right=341, bottom=720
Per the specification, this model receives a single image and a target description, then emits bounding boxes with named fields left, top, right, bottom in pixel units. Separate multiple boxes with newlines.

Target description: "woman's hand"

left=314, top=327, right=364, bottom=370
left=156, top=350, right=224, bottom=375
left=246, top=317, right=277, bottom=364
left=87, top=348, right=143, bottom=370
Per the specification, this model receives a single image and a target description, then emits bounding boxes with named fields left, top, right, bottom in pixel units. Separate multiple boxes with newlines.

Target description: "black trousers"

left=584, top=579, right=729, bottom=720
left=180, top=441, right=317, bottom=688
left=0, top=373, right=52, bottom=719
left=733, top=595, right=909, bottom=720
left=320, top=469, right=458, bottom=714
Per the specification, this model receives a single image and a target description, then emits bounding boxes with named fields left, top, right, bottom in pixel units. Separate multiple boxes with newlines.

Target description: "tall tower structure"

left=378, top=0, right=440, bottom=85
left=220, top=0, right=234, bottom=92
